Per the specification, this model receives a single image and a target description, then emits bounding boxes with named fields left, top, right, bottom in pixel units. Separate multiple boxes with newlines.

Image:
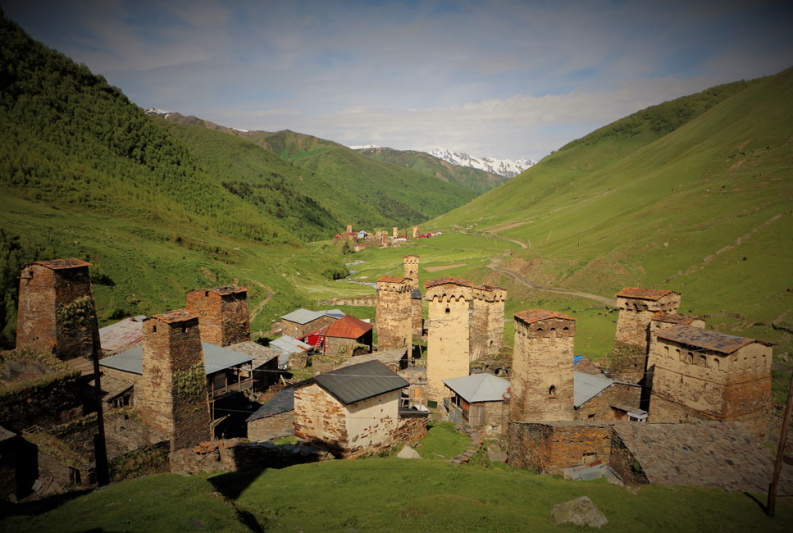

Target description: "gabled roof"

left=99, top=342, right=253, bottom=376
left=31, top=258, right=91, bottom=270
left=307, top=360, right=408, bottom=405
left=321, top=315, right=373, bottom=339
left=425, top=277, right=473, bottom=289
left=444, top=373, right=510, bottom=403
left=655, top=324, right=771, bottom=354
left=226, top=341, right=280, bottom=368
left=514, top=309, right=575, bottom=324
left=616, top=287, right=677, bottom=300
left=574, top=371, right=615, bottom=408
left=650, top=312, right=701, bottom=325
left=270, top=335, right=312, bottom=354
left=246, top=388, right=295, bottom=422
left=99, top=315, right=146, bottom=353
left=280, top=308, right=344, bottom=324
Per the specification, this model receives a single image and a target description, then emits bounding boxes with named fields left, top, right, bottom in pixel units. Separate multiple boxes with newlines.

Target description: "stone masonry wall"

left=16, top=261, right=100, bottom=360
left=396, top=413, right=429, bottom=443
left=574, top=382, right=641, bottom=421
left=376, top=278, right=412, bottom=351
left=510, top=313, right=575, bottom=422
left=507, top=421, right=613, bottom=475
left=247, top=411, right=295, bottom=442
left=138, top=312, right=212, bottom=451
left=470, top=286, right=505, bottom=361
left=426, top=282, right=472, bottom=401
left=186, top=288, right=250, bottom=346
left=294, top=382, right=348, bottom=456
left=614, top=292, right=680, bottom=352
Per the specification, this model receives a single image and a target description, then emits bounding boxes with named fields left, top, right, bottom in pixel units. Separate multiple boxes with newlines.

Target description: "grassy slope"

left=2, top=461, right=790, bottom=532
left=355, top=146, right=507, bottom=193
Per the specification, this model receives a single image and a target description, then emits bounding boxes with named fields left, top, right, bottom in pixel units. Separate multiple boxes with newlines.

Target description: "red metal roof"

left=514, top=309, right=575, bottom=324
left=654, top=324, right=772, bottom=354
left=378, top=275, right=409, bottom=284
left=152, top=309, right=198, bottom=324
left=616, top=287, right=677, bottom=300
left=425, top=277, right=473, bottom=289
left=651, top=312, right=700, bottom=325
left=321, top=315, right=373, bottom=339
left=33, top=258, right=92, bottom=270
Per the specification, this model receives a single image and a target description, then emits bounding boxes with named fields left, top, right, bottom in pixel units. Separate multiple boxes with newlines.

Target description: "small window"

left=549, top=385, right=556, bottom=398
left=445, top=307, right=450, bottom=314
left=152, top=325, right=157, bottom=333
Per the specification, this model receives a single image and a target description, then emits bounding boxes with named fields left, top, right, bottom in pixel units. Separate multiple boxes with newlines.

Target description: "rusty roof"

left=651, top=312, right=701, bottom=325
left=514, top=309, right=576, bottom=324
left=655, top=324, right=772, bottom=354
left=378, top=275, right=409, bottom=284
left=425, top=277, right=473, bottom=289
left=151, top=309, right=198, bottom=324
left=616, top=287, right=677, bottom=300
left=188, top=285, right=247, bottom=296
left=321, top=314, right=373, bottom=339
left=33, top=258, right=92, bottom=270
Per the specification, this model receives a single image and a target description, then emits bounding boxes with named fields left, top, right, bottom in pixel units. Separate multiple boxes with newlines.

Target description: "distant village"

left=1, top=230, right=791, bottom=503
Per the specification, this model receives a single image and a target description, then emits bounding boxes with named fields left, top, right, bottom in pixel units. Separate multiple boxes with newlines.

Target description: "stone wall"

left=608, top=430, right=649, bottom=485
left=425, top=280, right=472, bottom=401
left=0, top=367, right=84, bottom=433
left=322, top=296, right=377, bottom=307
left=16, top=260, right=100, bottom=360
left=278, top=316, right=337, bottom=339
left=470, top=286, right=506, bottom=361
left=169, top=439, right=332, bottom=474
left=574, top=382, right=642, bottom=421
left=507, top=421, right=614, bottom=474
left=376, top=277, right=412, bottom=351
left=138, top=311, right=212, bottom=452
left=247, top=411, right=295, bottom=442
left=510, top=311, right=575, bottom=422
left=294, top=382, right=348, bottom=455
left=396, top=412, right=429, bottom=443
left=185, top=287, right=250, bottom=346
left=614, top=291, right=680, bottom=352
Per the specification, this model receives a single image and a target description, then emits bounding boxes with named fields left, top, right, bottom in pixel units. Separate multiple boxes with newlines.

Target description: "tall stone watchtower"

left=470, top=285, right=506, bottom=361
left=615, top=287, right=680, bottom=351
left=16, top=258, right=100, bottom=360
left=425, top=277, right=473, bottom=401
left=510, top=309, right=576, bottom=422
left=403, top=255, right=420, bottom=290
left=185, top=285, right=250, bottom=346
left=376, top=276, right=412, bottom=351
left=403, top=255, right=423, bottom=338
left=138, top=309, right=212, bottom=451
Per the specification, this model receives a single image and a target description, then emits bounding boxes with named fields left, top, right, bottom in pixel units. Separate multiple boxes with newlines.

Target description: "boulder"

left=397, top=445, right=422, bottom=459
left=551, top=496, right=608, bottom=529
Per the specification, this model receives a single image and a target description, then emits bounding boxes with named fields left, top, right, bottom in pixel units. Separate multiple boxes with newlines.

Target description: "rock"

left=551, top=496, right=608, bottom=529
left=397, top=445, right=422, bottom=459
left=487, top=443, right=508, bottom=463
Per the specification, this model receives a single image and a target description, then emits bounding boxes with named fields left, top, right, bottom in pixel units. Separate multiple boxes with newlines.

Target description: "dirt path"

left=475, top=231, right=616, bottom=307
left=246, top=279, right=275, bottom=321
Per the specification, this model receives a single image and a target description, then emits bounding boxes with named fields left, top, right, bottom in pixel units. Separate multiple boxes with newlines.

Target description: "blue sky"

left=3, top=0, right=792, bottom=160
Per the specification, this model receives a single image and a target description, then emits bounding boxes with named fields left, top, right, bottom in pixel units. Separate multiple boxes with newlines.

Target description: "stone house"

left=444, top=373, right=510, bottom=436
left=293, top=360, right=426, bottom=458
left=275, top=309, right=344, bottom=339
left=269, top=335, right=313, bottom=369
left=16, top=258, right=100, bottom=361
left=246, top=388, right=295, bottom=442
left=647, top=324, right=773, bottom=438
left=425, top=277, right=473, bottom=402
left=510, top=309, right=576, bottom=422
left=185, top=285, right=250, bottom=346
left=573, top=371, right=644, bottom=422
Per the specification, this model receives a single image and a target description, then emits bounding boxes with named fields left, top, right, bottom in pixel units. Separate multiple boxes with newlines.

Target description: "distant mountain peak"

left=429, top=148, right=536, bottom=178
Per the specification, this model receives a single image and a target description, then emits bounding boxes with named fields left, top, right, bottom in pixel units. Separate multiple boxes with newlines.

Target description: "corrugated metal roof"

left=99, top=342, right=253, bottom=376
left=227, top=341, right=280, bottom=367
left=654, top=324, right=770, bottom=354
left=322, top=315, right=373, bottom=339
left=270, top=335, right=312, bottom=354
left=281, top=308, right=344, bottom=324
left=152, top=309, right=198, bottom=324
left=246, top=388, right=295, bottom=422
left=425, top=277, right=473, bottom=289
left=650, top=312, right=700, bottom=325
left=33, top=258, right=91, bottom=270
left=99, top=316, right=146, bottom=353
left=574, top=371, right=614, bottom=407
left=310, top=360, right=408, bottom=405
left=514, top=309, right=576, bottom=324
left=616, top=287, right=677, bottom=300
left=444, top=373, right=510, bottom=403
left=378, top=275, right=408, bottom=284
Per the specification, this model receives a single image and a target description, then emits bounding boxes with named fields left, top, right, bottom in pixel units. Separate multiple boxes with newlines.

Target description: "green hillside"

left=355, top=145, right=506, bottom=193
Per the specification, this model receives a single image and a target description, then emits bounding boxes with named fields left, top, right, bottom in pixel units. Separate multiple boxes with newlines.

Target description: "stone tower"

left=425, top=277, right=473, bottom=401
left=403, top=255, right=419, bottom=289
left=16, top=258, right=100, bottom=360
left=510, top=309, right=576, bottom=422
left=412, top=225, right=419, bottom=238
left=138, top=309, right=211, bottom=451
left=470, top=285, right=506, bottom=361
left=376, top=276, right=412, bottom=350
left=185, top=285, right=250, bottom=346
left=392, top=226, right=399, bottom=238
left=403, top=255, right=423, bottom=338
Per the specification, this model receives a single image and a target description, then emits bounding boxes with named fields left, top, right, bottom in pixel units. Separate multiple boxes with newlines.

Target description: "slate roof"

left=514, top=309, right=575, bottom=324
left=32, top=258, right=91, bottom=270
left=152, top=309, right=198, bottom=324
left=425, top=277, right=473, bottom=289
left=321, top=315, right=373, bottom=339
left=444, top=373, right=510, bottom=403
left=650, top=312, right=701, bottom=325
left=616, top=287, right=677, bottom=300
left=246, top=388, right=295, bottom=422
left=309, top=360, right=408, bottom=405
left=99, top=342, right=253, bottom=376
left=226, top=341, right=280, bottom=368
left=281, top=308, right=345, bottom=324
left=574, top=371, right=615, bottom=408
left=655, top=324, right=771, bottom=354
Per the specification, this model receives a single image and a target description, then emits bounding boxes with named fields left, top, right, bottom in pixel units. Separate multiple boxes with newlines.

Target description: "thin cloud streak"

left=4, top=0, right=792, bottom=159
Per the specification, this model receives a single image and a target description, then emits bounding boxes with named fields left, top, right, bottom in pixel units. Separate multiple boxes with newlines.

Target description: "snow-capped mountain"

left=430, top=148, right=536, bottom=178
